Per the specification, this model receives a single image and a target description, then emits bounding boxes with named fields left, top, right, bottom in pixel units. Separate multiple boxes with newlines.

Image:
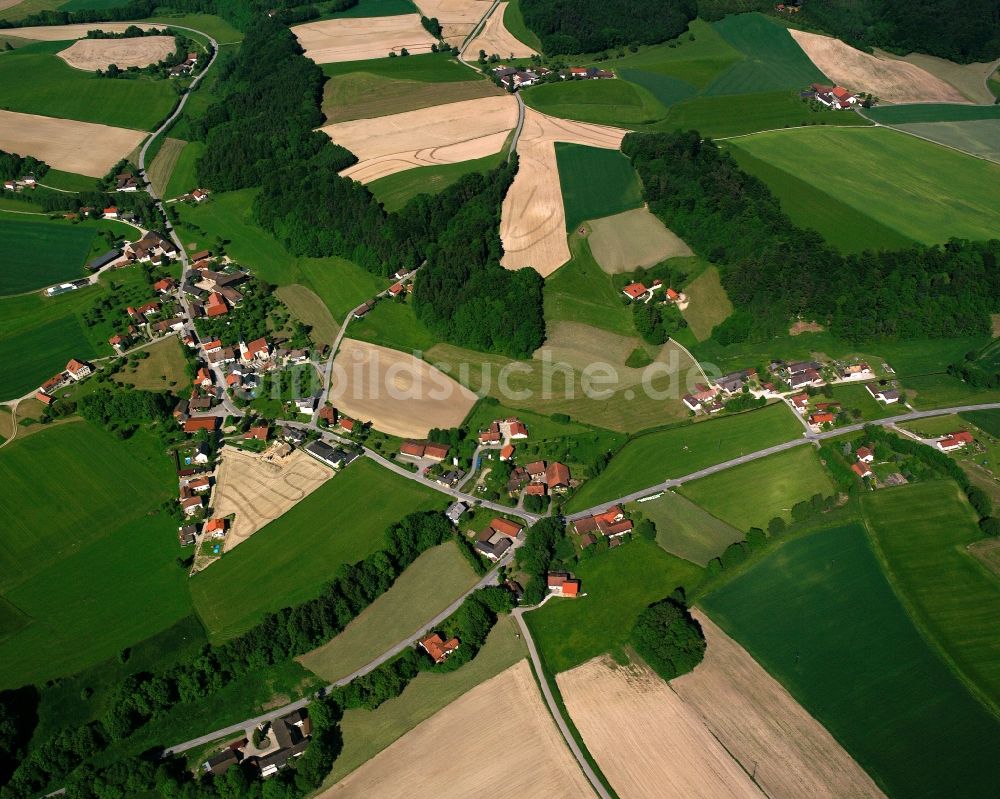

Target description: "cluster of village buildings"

left=202, top=709, right=312, bottom=779
left=621, top=280, right=686, bottom=306
left=491, top=63, right=614, bottom=91
left=808, top=82, right=860, bottom=109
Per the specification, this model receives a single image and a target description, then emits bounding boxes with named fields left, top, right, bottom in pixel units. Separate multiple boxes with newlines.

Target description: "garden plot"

left=293, top=15, right=437, bottom=64
left=58, top=36, right=176, bottom=71
left=0, top=110, right=144, bottom=177
left=212, top=447, right=332, bottom=553
left=330, top=338, right=478, bottom=438
left=321, top=660, right=594, bottom=798
left=464, top=1, right=536, bottom=57
left=500, top=109, right=626, bottom=276
left=587, top=207, right=692, bottom=273
left=323, top=94, right=517, bottom=183
left=789, top=29, right=967, bottom=104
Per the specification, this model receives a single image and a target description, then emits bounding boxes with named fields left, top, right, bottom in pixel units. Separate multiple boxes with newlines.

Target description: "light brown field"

left=6, top=23, right=159, bottom=41
left=212, top=447, right=333, bottom=553
left=414, top=0, right=492, bottom=47
left=292, top=15, right=437, bottom=64
left=969, top=538, right=1000, bottom=576
left=0, top=0, right=23, bottom=11
left=790, top=29, right=967, bottom=104
left=875, top=49, right=1000, bottom=105
left=991, top=312, right=1000, bottom=337
left=321, top=660, right=595, bottom=799
left=331, top=338, right=478, bottom=438
left=587, top=207, right=692, bottom=273
left=275, top=284, right=340, bottom=348
left=323, top=95, right=517, bottom=183
left=682, top=265, right=733, bottom=341
left=58, top=36, right=176, bottom=70
left=673, top=612, right=887, bottom=799
left=0, top=110, right=144, bottom=177
left=501, top=108, right=626, bottom=276
left=464, top=1, right=536, bottom=58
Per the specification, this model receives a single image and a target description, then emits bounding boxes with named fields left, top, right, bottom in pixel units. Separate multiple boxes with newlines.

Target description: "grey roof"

left=255, top=739, right=309, bottom=772
left=87, top=249, right=121, bottom=271
left=305, top=440, right=351, bottom=468
left=203, top=748, right=239, bottom=775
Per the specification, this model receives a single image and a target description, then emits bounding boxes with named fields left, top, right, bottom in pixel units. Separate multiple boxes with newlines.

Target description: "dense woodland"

left=622, top=131, right=1000, bottom=344
left=0, top=150, right=47, bottom=181
left=519, top=0, right=696, bottom=54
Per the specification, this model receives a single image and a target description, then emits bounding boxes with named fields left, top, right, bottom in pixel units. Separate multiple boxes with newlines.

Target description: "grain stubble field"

left=464, top=1, right=536, bottom=57
left=293, top=15, right=437, bottom=63
left=587, top=207, right=692, bottom=273
left=58, top=36, right=175, bottom=70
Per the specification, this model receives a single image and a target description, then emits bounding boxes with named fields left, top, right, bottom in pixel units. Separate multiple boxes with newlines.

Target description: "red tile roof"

left=205, top=518, right=225, bottom=533
left=66, top=358, right=89, bottom=374
left=809, top=412, right=835, bottom=425
left=245, top=425, right=269, bottom=441
left=666, top=287, right=679, bottom=300
left=856, top=446, right=874, bottom=460
left=562, top=579, right=580, bottom=597
left=419, top=632, right=460, bottom=663
left=424, top=443, right=450, bottom=460
left=244, top=337, right=269, bottom=359
left=622, top=282, right=647, bottom=300
left=545, top=461, right=570, bottom=489
left=339, top=416, right=355, bottom=432
left=500, top=444, right=515, bottom=459
left=401, top=441, right=425, bottom=457
left=525, top=483, right=547, bottom=496
left=184, top=416, right=218, bottom=433
left=491, top=517, right=524, bottom=539
left=951, top=430, right=974, bottom=444
left=508, top=422, right=528, bottom=438
left=34, top=391, right=54, bottom=405
left=205, top=292, right=228, bottom=317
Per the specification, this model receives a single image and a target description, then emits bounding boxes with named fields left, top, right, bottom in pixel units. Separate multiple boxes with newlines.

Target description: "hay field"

left=0, top=109, right=143, bottom=177
left=212, top=447, right=333, bottom=553
left=322, top=660, right=594, bottom=798
left=874, top=49, right=999, bottom=105
left=58, top=36, right=175, bottom=70
left=331, top=338, right=478, bottom=438
left=895, top=119, right=1000, bottom=163
left=323, top=71, right=500, bottom=123
left=293, top=15, right=436, bottom=64
left=789, top=29, right=967, bottom=103
left=558, top=655, right=764, bottom=799
left=464, top=1, right=536, bottom=57
left=146, top=136, right=185, bottom=197
left=415, top=0, right=492, bottom=46
left=587, top=208, right=692, bottom=273
left=5, top=23, right=159, bottom=41
left=682, top=264, right=733, bottom=341
left=323, top=95, right=517, bottom=183
left=500, top=109, right=626, bottom=277
left=276, top=284, right=341, bottom=346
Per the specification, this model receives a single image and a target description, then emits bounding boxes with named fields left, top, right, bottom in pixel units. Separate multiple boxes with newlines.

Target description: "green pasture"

left=565, top=402, right=803, bottom=511
left=146, top=13, right=247, bottom=44
left=0, top=40, right=176, bottom=130
left=190, top=458, right=444, bottom=641
left=525, top=539, right=704, bottom=673
left=463, top=398, right=591, bottom=440
left=543, top=234, right=633, bottom=336
left=962, top=409, right=1000, bottom=438
left=863, top=481, right=1000, bottom=713
left=0, top=216, right=95, bottom=294
left=727, top=127, right=1000, bottom=245
left=895, top=120, right=1000, bottom=163
left=164, top=140, right=204, bottom=199
left=369, top=151, right=505, bottom=212
left=502, top=0, right=542, bottom=54
left=321, top=52, right=479, bottom=82
left=629, top=490, right=744, bottom=566
left=323, top=0, right=417, bottom=18
left=349, top=298, right=437, bottom=352
left=524, top=77, right=665, bottom=126
left=680, top=263, right=733, bottom=341
left=701, top=522, right=1000, bottom=799
left=679, top=446, right=835, bottom=531
left=555, top=143, right=643, bottom=232
left=40, top=169, right=99, bottom=192
left=866, top=104, right=1000, bottom=124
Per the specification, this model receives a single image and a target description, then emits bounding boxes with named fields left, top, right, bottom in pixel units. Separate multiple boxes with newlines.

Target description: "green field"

left=629, top=490, right=744, bottom=565
left=190, top=459, right=444, bottom=641
left=324, top=0, right=417, bottom=17
left=895, top=119, right=1000, bottom=163
left=369, top=151, right=505, bottom=212
left=0, top=41, right=176, bottom=130
left=39, top=168, right=99, bottom=193
left=679, top=446, right=835, bottom=531
left=727, top=145, right=915, bottom=253
left=680, top=263, right=733, bottom=340
left=146, top=13, right=246, bottom=45
left=502, top=0, right=542, bottom=54
left=701, top=522, right=1000, bottom=799
left=866, top=104, right=1000, bottom=124
left=114, top=335, right=190, bottom=392
left=274, top=284, right=340, bottom=348
left=727, top=127, right=1000, bottom=244
left=463, top=398, right=591, bottom=440
left=523, top=78, right=665, bottom=126
left=565, top=402, right=803, bottom=511
left=174, top=189, right=385, bottom=323
left=164, top=140, right=204, bottom=198
left=526, top=540, right=703, bottom=673
left=298, top=541, right=478, bottom=681
left=555, top=143, right=643, bottom=232
left=863, top=481, right=1000, bottom=714
left=0, top=422, right=189, bottom=688
left=349, top=298, right=437, bottom=352
left=0, top=216, right=95, bottom=294
left=962, top=409, right=1000, bottom=438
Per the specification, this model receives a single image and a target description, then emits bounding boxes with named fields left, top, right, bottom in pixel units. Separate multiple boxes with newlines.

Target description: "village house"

left=856, top=446, right=875, bottom=463
left=866, top=383, right=900, bottom=403
left=573, top=505, right=633, bottom=540
left=205, top=292, right=229, bottom=317
left=178, top=524, right=198, bottom=546
left=852, top=461, right=874, bottom=478
left=294, top=396, right=317, bottom=416
left=563, top=66, right=613, bottom=80
left=445, top=501, right=467, bottom=526
left=204, top=339, right=223, bottom=354
left=419, top=632, right=460, bottom=664
left=841, top=362, right=874, bottom=380
left=811, top=83, right=858, bottom=109
left=352, top=302, right=373, bottom=319
left=180, top=496, right=203, bottom=516
left=475, top=517, right=524, bottom=560
left=252, top=710, right=311, bottom=779
left=500, top=444, right=515, bottom=461
left=153, top=277, right=177, bottom=294
left=788, top=368, right=823, bottom=390
left=547, top=572, right=581, bottom=597
left=205, top=518, right=226, bottom=539
left=545, top=461, right=571, bottom=492
left=39, top=373, right=67, bottom=395
left=187, top=476, right=212, bottom=493
left=716, top=368, right=756, bottom=395
left=304, top=440, right=354, bottom=469
left=196, top=367, right=213, bottom=387
left=809, top=411, right=836, bottom=427
left=683, top=384, right=722, bottom=414
left=103, top=206, right=119, bottom=219
left=790, top=393, right=809, bottom=413
left=126, top=232, right=177, bottom=263
left=317, top=405, right=336, bottom=425
left=192, top=188, right=210, bottom=202
left=115, top=173, right=140, bottom=192
left=244, top=425, right=269, bottom=442
left=184, top=416, right=219, bottom=434
left=65, top=359, right=92, bottom=381
left=339, top=416, right=356, bottom=433
left=241, top=337, right=270, bottom=363
left=479, top=423, right=502, bottom=444
left=87, top=249, right=121, bottom=272
left=425, top=442, right=450, bottom=461
left=937, top=430, right=974, bottom=452
left=207, top=346, right=237, bottom=366
left=34, top=391, right=54, bottom=406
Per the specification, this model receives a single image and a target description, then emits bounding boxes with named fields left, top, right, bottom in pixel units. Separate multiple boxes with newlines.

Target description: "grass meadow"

left=565, top=402, right=803, bottom=511
left=679, top=446, right=835, bottom=531
left=164, top=140, right=204, bottom=199
left=0, top=422, right=189, bottom=688
left=298, top=541, right=478, bottom=681
left=727, top=127, right=1000, bottom=244
left=113, top=335, right=191, bottom=392
left=368, top=151, right=506, bottom=211
left=349, top=298, right=438, bottom=352
left=146, top=137, right=185, bottom=197
left=629, top=490, right=744, bottom=566
left=0, top=40, right=176, bottom=130
left=0, top=216, right=95, bottom=294
left=526, top=539, right=704, bottom=673
left=324, top=0, right=417, bottom=18
left=274, top=284, right=340, bottom=348
left=863, top=481, right=1000, bottom=714
left=680, top=263, right=732, bottom=341
left=524, top=78, right=665, bottom=126
left=502, top=0, right=542, bottom=53
left=190, top=458, right=444, bottom=641
left=866, top=104, right=1000, bottom=124
left=555, top=143, right=643, bottom=232
left=701, top=522, right=1000, bottom=799
left=895, top=120, right=1000, bottom=163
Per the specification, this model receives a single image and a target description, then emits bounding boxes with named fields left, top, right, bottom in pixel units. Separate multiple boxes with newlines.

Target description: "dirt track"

left=293, top=15, right=437, bottom=64
left=322, top=660, right=595, bottom=798
left=465, top=2, right=536, bottom=58
left=323, top=95, right=517, bottom=183
left=58, top=36, right=176, bottom=70
left=330, top=338, right=478, bottom=438
left=790, top=29, right=967, bottom=104
left=212, top=447, right=332, bottom=553
left=588, top=207, right=692, bottom=273
left=0, top=110, right=144, bottom=177
left=500, top=109, right=626, bottom=276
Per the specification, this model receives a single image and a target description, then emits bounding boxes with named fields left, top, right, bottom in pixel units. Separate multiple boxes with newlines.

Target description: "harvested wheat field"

left=324, top=95, right=517, bottom=183
left=6, top=23, right=159, bottom=41
left=213, top=447, right=332, bottom=553
left=464, top=1, right=535, bottom=57
left=501, top=109, right=626, bottom=276
left=58, top=36, right=176, bottom=71
left=874, top=49, right=999, bottom=105
left=415, top=0, right=492, bottom=46
left=293, top=16, right=436, bottom=64
left=790, top=30, right=967, bottom=104
left=322, top=660, right=594, bottom=798
left=0, top=110, right=143, bottom=177
left=559, top=655, right=764, bottom=799
left=588, top=207, right=692, bottom=273
left=330, top=338, right=477, bottom=438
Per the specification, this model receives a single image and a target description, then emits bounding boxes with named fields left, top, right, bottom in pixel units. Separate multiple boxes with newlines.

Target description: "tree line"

left=622, top=130, right=1000, bottom=345
left=0, top=149, right=48, bottom=181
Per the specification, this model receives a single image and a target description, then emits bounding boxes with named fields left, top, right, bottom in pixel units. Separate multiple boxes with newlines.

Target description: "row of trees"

left=0, top=149, right=47, bottom=181
left=622, top=131, right=1000, bottom=345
